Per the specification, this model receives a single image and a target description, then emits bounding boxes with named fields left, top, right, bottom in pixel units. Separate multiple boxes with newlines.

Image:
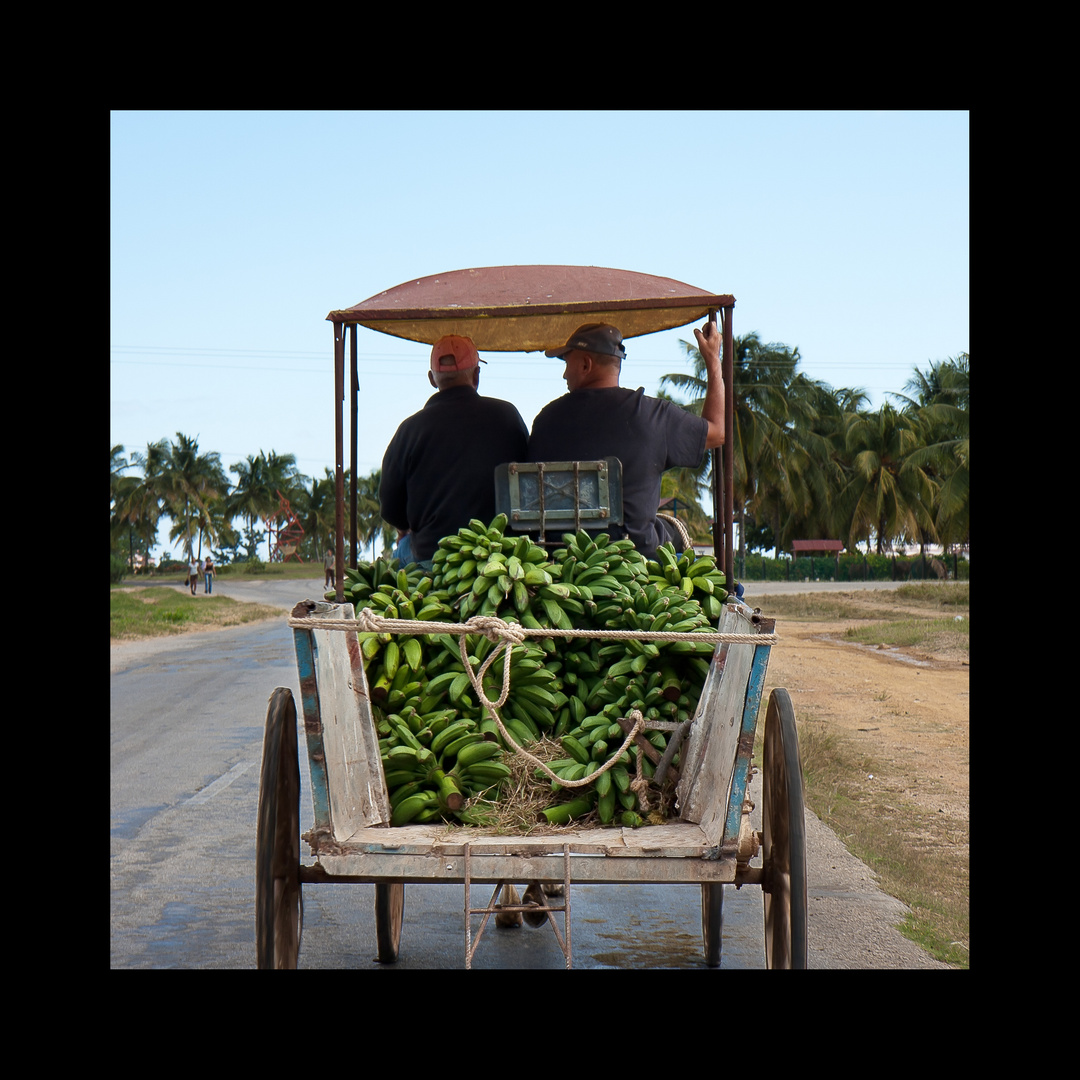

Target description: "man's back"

left=381, top=385, right=528, bottom=561
left=528, top=385, right=706, bottom=557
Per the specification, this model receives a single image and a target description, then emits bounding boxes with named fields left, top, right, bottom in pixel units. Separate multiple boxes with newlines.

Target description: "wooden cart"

left=255, top=267, right=807, bottom=969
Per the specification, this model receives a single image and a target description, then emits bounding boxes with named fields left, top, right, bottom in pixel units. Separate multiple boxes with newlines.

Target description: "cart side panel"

left=721, top=641, right=772, bottom=847
left=293, top=625, right=332, bottom=833
left=676, top=604, right=758, bottom=842
left=301, top=603, right=391, bottom=837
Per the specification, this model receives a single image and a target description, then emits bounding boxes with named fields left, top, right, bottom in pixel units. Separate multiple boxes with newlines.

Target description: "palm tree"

left=764, top=379, right=870, bottom=554
left=294, top=468, right=338, bottom=562
left=227, top=449, right=300, bottom=561
left=111, top=439, right=170, bottom=570
left=227, top=453, right=269, bottom=558
left=110, top=444, right=130, bottom=505
left=659, top=472, right=713, bottom=543
left=895, top=354, right=970, bottom=551
left=662, top=332, right=814, bottom=566
left=161, top=433, right=230, bottom=561
left=836, top=404, right=938, bottom=554
left=202, top=498, right=242, bottom=564
left=893, top=352, right=970, bottom=411
left=357, top=468, right=394, bottom=561
left=110, top=444, right=131, bottom=563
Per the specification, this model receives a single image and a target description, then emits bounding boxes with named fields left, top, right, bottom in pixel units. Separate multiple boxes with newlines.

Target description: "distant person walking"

left=324, top=547, right=335, bottom=590
left=188, top=557, right=199, bottom=596
left=203, top=556, right=216, bottom=594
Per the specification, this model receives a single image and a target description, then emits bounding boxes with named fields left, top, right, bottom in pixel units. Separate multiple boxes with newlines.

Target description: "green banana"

left=454, top=741, right=504, bottom=768
left=391, top=790, right=440, bottom=826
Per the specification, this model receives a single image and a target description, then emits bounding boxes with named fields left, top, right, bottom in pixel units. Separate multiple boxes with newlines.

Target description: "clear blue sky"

left=111, top=110, right=969, bottom=560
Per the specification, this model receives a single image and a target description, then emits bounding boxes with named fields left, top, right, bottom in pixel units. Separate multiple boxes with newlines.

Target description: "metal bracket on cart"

left=463, top=844, right=573, bottom=969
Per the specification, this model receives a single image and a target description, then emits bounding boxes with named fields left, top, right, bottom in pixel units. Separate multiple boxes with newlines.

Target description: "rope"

left=287, top=608, right=777, bottom=646
left=656, top=512, right=692, bottom=551
left=287, top=606, right=777, bottom=791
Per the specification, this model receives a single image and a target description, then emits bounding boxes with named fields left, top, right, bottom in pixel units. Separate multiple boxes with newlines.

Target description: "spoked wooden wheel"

left=701, top=883, right=724, bottom=967
left=374, top=882, right=404, bottom=963
left=762, top=687, right=808, bottom=969
left=256, top=687, right=302, bottom=969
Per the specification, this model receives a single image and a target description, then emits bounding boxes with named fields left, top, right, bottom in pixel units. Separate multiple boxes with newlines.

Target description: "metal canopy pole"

left=350, top=325, right=359, bottom=569
left=709, top=309, right=723, bottom=566
left=722, top=304, right=735, bottom=595
left=333, top=324, right=346, bottom=603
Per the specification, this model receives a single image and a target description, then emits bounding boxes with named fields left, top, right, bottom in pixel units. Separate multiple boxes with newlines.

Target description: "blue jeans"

left=393, top=534, right=415, bottom=564
left=392, top=534, right=433, bottom=572
left=205, top=573, right=213, bottom=594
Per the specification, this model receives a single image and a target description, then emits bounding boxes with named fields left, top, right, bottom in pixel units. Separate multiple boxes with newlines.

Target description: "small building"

left=791, top=540, right=845, bottom=557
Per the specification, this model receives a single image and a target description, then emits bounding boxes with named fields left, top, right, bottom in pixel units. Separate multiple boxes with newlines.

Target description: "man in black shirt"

left=528, top=322, right=725, bottom=559
left=380, top=335, right=529, bottom=566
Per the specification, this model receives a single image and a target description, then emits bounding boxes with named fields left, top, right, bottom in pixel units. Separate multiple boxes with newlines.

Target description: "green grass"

left=110, top=587, right=283, bottom=640
left=136, top=559, right=326, bottom=583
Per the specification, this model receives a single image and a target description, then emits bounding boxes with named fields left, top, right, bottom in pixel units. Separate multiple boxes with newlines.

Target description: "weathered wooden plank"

left=676, top=605, right=758, bottom=841
left=304, top=850, right=737, bottom=886
left=322, top=820, right=714, bottom=858
left=308, top=603, right=391, bottom=837
left=675, top=605, right=742, bottom=799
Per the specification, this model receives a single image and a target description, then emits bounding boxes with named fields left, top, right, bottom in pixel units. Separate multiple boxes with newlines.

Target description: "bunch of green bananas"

left=537, top=568, right=719, bottom=824
left=325, top=556, right=428, bottom=607
left=380, top=708, right=515, bottom=825
left=430, top=513, right=558, bottom=619
left=643, top=547, right=729, bottom=622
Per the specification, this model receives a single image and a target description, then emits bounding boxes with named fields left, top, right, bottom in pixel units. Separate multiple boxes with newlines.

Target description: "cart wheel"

left=701, top=883, right=724, bottom=967
left=374, top=882, right=405, bottom=963
left=762, top=687, right=808, bottom=969
left=256, top=687, right=302, bottom=969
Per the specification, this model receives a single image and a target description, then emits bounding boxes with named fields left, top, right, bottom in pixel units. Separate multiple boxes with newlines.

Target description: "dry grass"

left=759, top=583, right=969, bottom=624
left=795, top=707, right=969, bottom=967
left=438, top=737, right=600, bottom=835
left=755, top=582, right=970, bottom=967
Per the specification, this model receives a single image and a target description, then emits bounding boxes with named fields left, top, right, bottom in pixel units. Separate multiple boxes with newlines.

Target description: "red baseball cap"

left=430, top=335, right=482, bottom=372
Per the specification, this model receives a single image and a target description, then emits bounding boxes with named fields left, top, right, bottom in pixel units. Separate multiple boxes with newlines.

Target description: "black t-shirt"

left=380, top=386, right=529, bottom=561
left=528, top=386, right=708, bottom=557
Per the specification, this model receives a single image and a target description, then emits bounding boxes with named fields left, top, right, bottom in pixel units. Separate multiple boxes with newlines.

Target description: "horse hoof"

left=522, top=881, right=548, bottom=927
left=495, top=884, right=523, bottom=928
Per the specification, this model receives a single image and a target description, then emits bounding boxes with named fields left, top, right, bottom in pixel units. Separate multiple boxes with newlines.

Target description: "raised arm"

left=694, top=321, right=726, bottom=449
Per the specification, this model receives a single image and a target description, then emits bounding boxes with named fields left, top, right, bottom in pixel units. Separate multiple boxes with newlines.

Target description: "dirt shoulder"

left=759, top=599, right=969, bottom=824
left=755, top=589, right=969, bottom=966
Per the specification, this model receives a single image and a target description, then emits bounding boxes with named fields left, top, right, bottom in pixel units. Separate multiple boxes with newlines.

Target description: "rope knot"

left=356, top=607, right=382, bottom=632
left=461, top=614, right=527, bottom=645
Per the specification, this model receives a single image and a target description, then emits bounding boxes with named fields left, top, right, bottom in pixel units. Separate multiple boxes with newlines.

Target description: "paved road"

left=110, top=575, right=950, bottom=968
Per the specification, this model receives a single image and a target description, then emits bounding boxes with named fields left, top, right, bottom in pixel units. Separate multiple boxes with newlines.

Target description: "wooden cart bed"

left=291, top=602, right=773, bottom=887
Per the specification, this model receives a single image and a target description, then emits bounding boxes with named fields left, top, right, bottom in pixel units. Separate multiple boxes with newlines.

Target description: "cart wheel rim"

left=375, top=881, right=405, bottom=963
left=256, top=687, right=302, bottom=969
left=762, top=687, right=808, bottom=969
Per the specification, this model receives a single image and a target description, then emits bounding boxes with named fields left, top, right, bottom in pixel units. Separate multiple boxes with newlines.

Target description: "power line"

left=111, top=346, right=915, bottom=378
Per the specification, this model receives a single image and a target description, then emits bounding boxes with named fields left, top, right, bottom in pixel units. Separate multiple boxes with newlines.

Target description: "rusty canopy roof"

left=327, top=265, right=734, bottom=353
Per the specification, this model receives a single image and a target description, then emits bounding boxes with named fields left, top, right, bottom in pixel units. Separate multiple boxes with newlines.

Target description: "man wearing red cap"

left=528, top=321, right=725, bottom=560
left=380, top=335, right=529, bottom=566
